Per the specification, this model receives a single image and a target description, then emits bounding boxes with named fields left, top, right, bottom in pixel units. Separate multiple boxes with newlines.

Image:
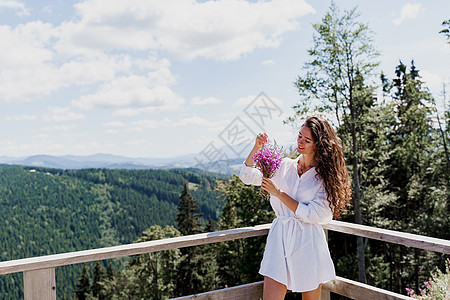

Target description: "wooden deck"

left=0, top=220, right=448, bottom=299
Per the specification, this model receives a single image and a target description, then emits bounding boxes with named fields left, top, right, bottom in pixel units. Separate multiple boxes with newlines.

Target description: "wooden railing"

left=0, top=220, right=449, bottom=299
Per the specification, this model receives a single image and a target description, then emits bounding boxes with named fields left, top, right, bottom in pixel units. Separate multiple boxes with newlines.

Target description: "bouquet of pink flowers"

left=252, top=141, right=284, bottom=200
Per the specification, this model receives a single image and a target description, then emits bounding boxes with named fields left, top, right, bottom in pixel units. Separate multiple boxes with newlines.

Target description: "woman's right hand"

left=255, top=133, right=268, bottom=149
left=244, top=133, right=268, bottom=167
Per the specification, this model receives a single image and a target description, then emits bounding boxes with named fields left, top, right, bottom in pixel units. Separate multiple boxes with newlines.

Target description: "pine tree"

left=91, top=262, right=106, bottom=299
left=106, top=263, right=115, bottom=281
left=440, top=19, right=450, bottom=43
left=376, top=60, right=449, bottom=293
left=201, top=216, right=220, bottom=291
left=288, top=1, right=379, bottom=283
left=216, top=175, right=275, bottom=287
left=175, top=182, right=205, bottom=296
left=176, top=182, right=203, bottom=236
left=75, top=264, right=90, bottom=300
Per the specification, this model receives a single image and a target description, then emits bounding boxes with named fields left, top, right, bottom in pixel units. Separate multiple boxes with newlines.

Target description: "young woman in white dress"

left=239, top=116, right=352, bottom=300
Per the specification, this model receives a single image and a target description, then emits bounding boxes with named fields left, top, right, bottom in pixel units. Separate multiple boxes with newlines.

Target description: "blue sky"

left=0, top=0, right=449, bottom=159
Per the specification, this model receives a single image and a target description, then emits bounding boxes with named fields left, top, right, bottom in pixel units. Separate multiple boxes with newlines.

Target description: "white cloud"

left=0, top=0, right=313, bottom=103
left=5, top=113, right=37, bottom=121
left=0, top=0, right=29, bottom=16
left=42, top=125, right=76, bottom=131
left=102, top=121, right=127, bottom=128
left=234, top=95, right=257, bottom=107
left=191, top=97, right=222, bottom=105
left=0, top=140, right=64, bottom=154
left=42, top=107, right=85, bottom=122
left=42, top=5, right=53, bottom=14
left=262, top=60, right=275, bottom=66
left=72, top=73, right=185, bottom=111
left=102, top=118, right=171, bottom=132
left=175, top=115, right=213, bottom=127
left=420, top=70, right=447, bottom=97
left=234, top=94, right=283, bottom=107
left=0, top=22, right=62, bottom=101
left=65, top=0, right=314, bottom=61
left=441, top=43, right=450, bottom=55
left=393, top=3, right=423, bottom=26
left=0, top=19, right=173, bottom=103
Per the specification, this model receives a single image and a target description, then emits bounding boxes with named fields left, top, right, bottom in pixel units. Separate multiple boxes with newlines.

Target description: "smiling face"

left=297, top=126, right=316, bottom=156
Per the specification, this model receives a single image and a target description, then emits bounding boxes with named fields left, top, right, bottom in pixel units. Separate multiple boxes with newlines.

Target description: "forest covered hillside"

left=0, top=164, right=226, bottom=298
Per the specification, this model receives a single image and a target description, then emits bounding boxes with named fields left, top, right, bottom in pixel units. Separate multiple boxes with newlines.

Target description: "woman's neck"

left=301, top=153, right=317, bottom=168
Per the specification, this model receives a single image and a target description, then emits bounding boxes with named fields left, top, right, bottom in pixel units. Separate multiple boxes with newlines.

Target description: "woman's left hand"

left=261, top=177, right=280, bottom=197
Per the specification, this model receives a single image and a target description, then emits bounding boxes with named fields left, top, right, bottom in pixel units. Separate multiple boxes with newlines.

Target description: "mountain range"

left=0, top=152, right=244, bottom=174
left=0, top=142, right=297, bottom=173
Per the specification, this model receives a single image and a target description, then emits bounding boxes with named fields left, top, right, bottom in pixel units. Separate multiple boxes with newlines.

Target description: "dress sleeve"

left=239, top=163, right=262, bottom=186
left=294, top=185, right=333, bottom=224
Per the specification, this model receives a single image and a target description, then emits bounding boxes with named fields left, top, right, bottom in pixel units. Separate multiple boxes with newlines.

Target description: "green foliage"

left=91, top=262, right=106, bottom=299
left=74, top=225, right=182, bottom=300
left=175, top=183, right=209, bottom=296
left=76, top=264, right=91, bottom=300
left=440, top=19, right=450, bottom=43
left=215, top=175, right=275, bottom=287
left=177, top=182, right=203, bottom=236
left=73, top=186, right=221, bottom=299
left=289, top=1, right=448, bottom=294
left=0, top=165, right=224, bottom=299
left=406, top=259, right=450, bottom=299
left=290, top=1, right=380, bottom=284
left=290, top=1, right=379, bottom=123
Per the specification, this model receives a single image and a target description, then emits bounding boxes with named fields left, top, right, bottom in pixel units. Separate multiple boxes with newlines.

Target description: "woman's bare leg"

left=302, top=284, right=322, bottom=300
left=263, top=276, right=287, bottom=300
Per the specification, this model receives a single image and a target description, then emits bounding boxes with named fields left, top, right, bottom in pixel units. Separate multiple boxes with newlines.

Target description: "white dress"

left=239, top=155, right=336, bottom=292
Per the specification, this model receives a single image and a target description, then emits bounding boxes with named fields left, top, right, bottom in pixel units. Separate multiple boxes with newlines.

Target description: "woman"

left=239, top=116, right=351, bottom=300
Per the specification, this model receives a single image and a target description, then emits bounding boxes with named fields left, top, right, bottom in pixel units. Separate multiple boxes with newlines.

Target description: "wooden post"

left=321, top=229, right=331, bottom=300
left=24, top=268, right=56, bottom=300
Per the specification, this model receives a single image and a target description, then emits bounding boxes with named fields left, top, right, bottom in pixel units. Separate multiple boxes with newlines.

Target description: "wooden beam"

left=169, top=281, right=263, bottom=300
left=0, top=224, right=271, bottom=275
left=323, top=277, right=410, bottom=300
left=323, top=221, right=450, bottom=254
left=169, top=277, right=411, bottom=300
left=23, top=268, right=56, bottom=300
left=321, top=229, right=331, bottom=300
left=1, top=220, right=448, bottom=276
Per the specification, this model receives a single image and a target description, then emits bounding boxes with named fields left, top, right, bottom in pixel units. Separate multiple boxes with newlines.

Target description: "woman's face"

left=297, top=126, right=316, bottom=155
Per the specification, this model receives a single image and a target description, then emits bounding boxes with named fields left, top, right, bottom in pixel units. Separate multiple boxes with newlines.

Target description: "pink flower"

left=252, top=142, right=284, bottom=200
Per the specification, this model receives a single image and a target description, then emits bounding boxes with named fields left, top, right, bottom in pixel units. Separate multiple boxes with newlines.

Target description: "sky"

left=0, top=0, right=449, bottom=160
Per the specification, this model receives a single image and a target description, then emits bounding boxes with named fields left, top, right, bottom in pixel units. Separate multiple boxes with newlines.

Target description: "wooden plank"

left=169, top=281, right=263, bottom=300
left=323, top=276, right=410, bottom=300
left=0, top=224, right=271, bottom=275
left=169, top=277, right=410, bottom=300
left=321, top=229, right=331, bottom=300
left=23, top=268, right=56, bottom=300
left=1, top=220, right=448, bottom=275
left=323, top=220, right=450, bottom=254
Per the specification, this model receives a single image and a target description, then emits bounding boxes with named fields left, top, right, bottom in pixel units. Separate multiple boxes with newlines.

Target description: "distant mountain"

left=0, top=142, right=296, bottom=173
left=0, top=164, right=225, bottom=298
left=0, top=152, right=244, bottom=174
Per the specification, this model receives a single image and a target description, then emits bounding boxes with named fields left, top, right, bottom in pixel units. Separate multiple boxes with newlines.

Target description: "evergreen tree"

left=76, top=264, right=91, bottom=300
left=175, top=182, right=205, bottom=296
left=98, top=225, right=182, bottom=299
left=201, top=216, right=220, bottom=291
left=216, top=175, right=275, bottom=287
left=440, top=19, right=450, bottom=43
left=177, top=182, right=203, bottom=236
left=106, top=263, right=115, bottom=281
left=382, top=60, right=449, bottom=292
left=288, top=1, right=379, bottom=283
left=91, top=262, right=106, bottom=299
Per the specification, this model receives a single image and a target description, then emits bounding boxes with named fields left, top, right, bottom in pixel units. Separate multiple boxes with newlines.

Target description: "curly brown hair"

left=303, top=116, right=352, bottom=219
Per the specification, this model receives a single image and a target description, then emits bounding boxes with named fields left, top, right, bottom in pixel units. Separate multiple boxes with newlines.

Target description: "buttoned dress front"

left=239, top=155, right=336, bottom=292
